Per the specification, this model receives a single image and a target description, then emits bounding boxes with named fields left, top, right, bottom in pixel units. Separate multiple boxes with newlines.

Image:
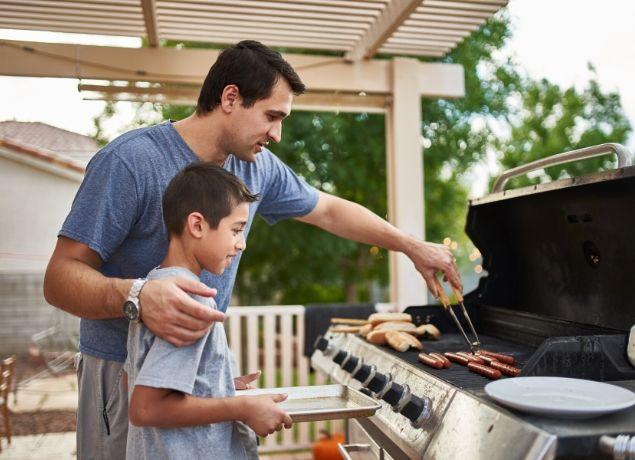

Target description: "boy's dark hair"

left=196, top=40, right=306, bottom=115
left=163, top=162, right=260, bottom=237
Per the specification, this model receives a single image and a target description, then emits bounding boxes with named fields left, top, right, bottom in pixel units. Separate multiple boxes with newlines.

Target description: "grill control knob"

left=333, top=350, right=349, bottom=365
left=381, top=382, right=404, bottom=406
left=342, top=355, right=360, bottom=373
left=352, top=363, right=372, bottom=383
left=400, top=394, right=433, bottom=427
left=313, top=336, right=330, bottom=352
left=358, top=387, right=373, bottom=397
left=366, top=372, right=390, bottom=395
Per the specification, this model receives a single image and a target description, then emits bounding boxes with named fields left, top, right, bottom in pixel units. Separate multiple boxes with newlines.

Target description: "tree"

left=494, top=67, right=631, bottom=190
left=419, top=13, right=521, bottom=253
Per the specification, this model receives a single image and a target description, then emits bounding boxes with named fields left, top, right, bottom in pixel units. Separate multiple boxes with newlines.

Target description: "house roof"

left=0, top=120, right=97, bottom=167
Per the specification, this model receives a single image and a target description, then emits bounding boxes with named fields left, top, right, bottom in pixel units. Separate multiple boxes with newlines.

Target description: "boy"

left=125, top=162, right=292, bottom=459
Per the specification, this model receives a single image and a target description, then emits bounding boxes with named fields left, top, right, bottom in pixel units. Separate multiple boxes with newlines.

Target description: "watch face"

left=123, top=300, right=139, bottom=321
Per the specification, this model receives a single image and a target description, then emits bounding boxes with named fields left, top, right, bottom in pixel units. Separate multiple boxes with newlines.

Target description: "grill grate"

left=375, top=333, right=535, bottom=390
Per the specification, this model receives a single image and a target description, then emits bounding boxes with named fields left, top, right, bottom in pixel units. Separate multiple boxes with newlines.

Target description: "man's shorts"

left=75, top=353, right=128, bottom=460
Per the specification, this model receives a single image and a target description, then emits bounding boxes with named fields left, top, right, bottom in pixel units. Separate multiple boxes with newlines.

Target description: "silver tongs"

left=433, top=276, right=481, bottom=354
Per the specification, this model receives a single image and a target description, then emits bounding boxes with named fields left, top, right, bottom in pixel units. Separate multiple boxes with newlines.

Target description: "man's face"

left=225, top=78, right=293, bottom=162
left=199, top=202, right=249, bottom=275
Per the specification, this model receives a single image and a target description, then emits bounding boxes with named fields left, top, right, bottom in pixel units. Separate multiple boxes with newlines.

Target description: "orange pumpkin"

left=312, top=430, right=345, bottom=460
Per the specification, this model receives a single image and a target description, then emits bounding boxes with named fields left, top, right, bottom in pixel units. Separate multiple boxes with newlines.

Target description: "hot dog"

left=476, top=354, right=497, bottom=366
left=444, top=352, right=469, bottom=366
left=429, top=352, right=451, bottom=368
left=418, top=352, right=445, bottom=369
left=477, top=350, right=515, bottom=365
left=489, top=360, right=521, bottom=377
left=457, top=352, right=485, bottom=364
left=467, top=362, right=502, bottom=380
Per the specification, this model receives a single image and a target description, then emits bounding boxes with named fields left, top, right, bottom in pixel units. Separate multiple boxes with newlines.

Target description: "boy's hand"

left=140, top=276, right=224, bottom=347
left=239, top=394, right=293, bottom=436
left=234, top=370, right=261, bottom=390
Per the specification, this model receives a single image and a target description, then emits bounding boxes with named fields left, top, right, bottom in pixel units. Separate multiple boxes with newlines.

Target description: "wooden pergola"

left=0, top=0, right=508, bottom=309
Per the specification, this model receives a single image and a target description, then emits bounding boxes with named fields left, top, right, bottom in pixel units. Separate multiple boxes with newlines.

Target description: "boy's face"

left=225, top=78, right=293, bottom=162
left=200, top=202, right=249, bottom=275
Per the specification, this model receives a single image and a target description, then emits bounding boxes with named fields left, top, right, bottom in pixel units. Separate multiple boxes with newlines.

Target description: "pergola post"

left=386, top=57, right=427, bottom=310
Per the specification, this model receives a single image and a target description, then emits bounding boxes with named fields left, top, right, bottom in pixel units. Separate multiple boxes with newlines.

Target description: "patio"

left=0, top=305, right=348, bottom=457
left=0, top=370, right=312, bottom=459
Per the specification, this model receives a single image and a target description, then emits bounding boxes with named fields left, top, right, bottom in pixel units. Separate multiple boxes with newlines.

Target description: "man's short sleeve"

left=257, top=152, right=319, bottom=225
left=59, top=152, right=139, bottom=262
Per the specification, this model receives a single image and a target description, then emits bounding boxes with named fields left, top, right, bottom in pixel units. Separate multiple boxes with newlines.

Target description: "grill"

left=311, top=144, right=635, bottom=460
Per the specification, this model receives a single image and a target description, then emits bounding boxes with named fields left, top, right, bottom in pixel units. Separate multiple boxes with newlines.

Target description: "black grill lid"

left=466, top=165, right=635, bottom=332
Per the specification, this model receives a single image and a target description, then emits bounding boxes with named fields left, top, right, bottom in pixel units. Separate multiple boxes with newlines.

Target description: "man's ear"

left=220, top=84, right=241, bottom=113
left=186, top=212, right=206, bottom=238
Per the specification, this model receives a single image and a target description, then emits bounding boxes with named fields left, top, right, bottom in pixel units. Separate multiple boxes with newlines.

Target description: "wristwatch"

left=123, top=278, right=147, bottom=323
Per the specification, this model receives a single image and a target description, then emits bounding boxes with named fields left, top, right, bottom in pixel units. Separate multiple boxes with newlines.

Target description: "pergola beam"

left=78, top=84, right=390, bottom=114
left=345, top=0, right=421, bottom=61
left=0, top=40, right=464, bottom=97
left=141, top=0, right=159, bottom=47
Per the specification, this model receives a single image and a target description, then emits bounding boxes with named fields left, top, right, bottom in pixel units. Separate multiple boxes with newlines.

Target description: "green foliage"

left=420, top=12, right=522, bottom=260
left=235, top=112, right=389, bottom=304
left=92, top=101, right=116, bottom=147
left=495, top=69, right=632, bottom=190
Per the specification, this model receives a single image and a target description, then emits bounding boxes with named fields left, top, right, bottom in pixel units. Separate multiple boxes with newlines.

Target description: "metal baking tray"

left=237, top=384, right=381, bottom=422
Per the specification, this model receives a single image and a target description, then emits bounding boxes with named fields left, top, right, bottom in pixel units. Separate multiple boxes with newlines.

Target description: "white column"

left=386, top=58, right=427, bottom=310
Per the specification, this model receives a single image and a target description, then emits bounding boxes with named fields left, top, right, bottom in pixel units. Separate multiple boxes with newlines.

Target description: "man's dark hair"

left=196, top=40, right=306, bottom=115
left=163, top=162, right=260, bottom=237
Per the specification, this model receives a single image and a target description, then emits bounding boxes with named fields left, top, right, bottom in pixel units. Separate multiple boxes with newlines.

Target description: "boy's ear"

left=220, top=84, right=241, bottom=113
left=186, top=212, right=206, bottom=238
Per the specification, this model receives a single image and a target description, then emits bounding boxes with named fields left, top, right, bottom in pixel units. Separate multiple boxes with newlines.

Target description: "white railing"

left=225, top=305, right=344, bottom=453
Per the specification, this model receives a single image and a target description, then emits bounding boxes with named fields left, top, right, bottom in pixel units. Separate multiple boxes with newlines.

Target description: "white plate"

left=485, top=377, right=635, bottom=419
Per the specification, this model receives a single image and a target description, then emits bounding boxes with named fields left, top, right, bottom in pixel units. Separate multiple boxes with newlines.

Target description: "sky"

left=1, top=0, right=634, bottom=149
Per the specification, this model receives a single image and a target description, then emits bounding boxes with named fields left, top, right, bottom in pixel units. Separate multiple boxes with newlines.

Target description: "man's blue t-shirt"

left=60, top=121, right=319, bottom=362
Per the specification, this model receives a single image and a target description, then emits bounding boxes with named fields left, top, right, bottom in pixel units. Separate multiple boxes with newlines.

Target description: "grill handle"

left=338, top=443, right=383, bottom=460
left=628, top=326, right=635, bottom=368
left=491, top=143, right=633, bottom=193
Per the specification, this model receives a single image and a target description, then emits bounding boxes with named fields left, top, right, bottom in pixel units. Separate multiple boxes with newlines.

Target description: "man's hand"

left=406, top=240, right=462, bottom=296
left=239, top=394, right=293, bottom=436
left=234, top=370, right=261, bottom=390
left=296, top=193, right=462, bottom=297
left=140, top=276, right=224, bottom=347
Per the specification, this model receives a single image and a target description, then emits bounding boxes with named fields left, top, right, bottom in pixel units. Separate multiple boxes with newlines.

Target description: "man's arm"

left=43, top=236, right=223, bottom=346
left=129, top=385, right=292, bottom=436
left=295, top=191, right=461, bottom=295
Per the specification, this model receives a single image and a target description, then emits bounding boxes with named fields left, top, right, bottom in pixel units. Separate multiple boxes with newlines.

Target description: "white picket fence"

left=225, top=305, right=344, bottom=453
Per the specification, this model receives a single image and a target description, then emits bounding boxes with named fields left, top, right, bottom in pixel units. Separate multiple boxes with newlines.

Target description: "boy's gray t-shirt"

left=125, top=266, right=247, bottom=460
left=59, top=121, right=319, bottom=362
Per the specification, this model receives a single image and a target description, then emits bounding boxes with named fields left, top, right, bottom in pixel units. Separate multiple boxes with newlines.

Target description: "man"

left=44, top=40, right=461, bottom=459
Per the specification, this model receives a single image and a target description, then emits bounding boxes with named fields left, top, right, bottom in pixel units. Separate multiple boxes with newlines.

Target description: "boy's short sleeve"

left=134, top=331, right=208, bottom=394
left=59, top=153, right=140, bottom=262
left=257, top=152, right=319, bottom=225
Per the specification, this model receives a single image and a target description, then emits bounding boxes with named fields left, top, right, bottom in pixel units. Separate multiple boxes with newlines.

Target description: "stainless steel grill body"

left=312, top=334, right=557, bottom=460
